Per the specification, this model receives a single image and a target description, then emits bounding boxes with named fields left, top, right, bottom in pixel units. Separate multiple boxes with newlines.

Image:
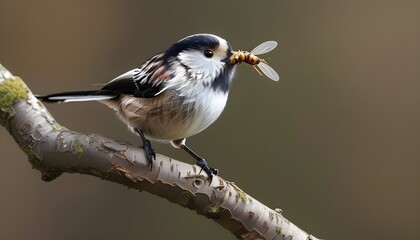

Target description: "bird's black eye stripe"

left=204, top=49, right=214, bottom=58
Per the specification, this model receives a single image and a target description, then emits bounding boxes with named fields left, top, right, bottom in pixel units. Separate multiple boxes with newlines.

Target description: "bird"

left=37, top=33, right=239, bottom=179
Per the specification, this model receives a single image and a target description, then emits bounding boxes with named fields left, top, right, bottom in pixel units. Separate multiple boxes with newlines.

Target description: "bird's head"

left=163, top=34, right=236, bottom=92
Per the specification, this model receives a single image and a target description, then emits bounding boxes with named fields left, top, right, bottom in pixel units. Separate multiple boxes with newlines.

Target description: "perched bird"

left=37, top=33, right=278, bottom=179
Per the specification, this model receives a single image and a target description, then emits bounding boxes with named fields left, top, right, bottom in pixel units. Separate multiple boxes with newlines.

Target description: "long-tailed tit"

left=37, top=33, right=279, bottom=179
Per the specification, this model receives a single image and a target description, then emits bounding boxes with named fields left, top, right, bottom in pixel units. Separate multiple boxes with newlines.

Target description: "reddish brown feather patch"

left=151, top=66, right=164, bottom=79
left=150, top=65, right=172, bottom=86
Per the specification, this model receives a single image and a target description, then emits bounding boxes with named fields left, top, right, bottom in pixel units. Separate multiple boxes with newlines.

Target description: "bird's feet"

left=196, top=158, right=219, bottom=182
left=178, top=143, right=219, bottom=183
left=142, top=139, right=156, bottom=170
left=134, top=128, right=156, bottom=170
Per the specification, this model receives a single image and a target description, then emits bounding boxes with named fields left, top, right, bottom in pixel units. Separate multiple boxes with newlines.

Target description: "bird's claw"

left=142, top=139, right=156, bottom=170
left=196, top=158, right=218, bottom=183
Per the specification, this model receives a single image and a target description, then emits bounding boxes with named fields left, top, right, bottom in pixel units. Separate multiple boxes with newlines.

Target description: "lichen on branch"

left=0, top=74, right=29, bottom=126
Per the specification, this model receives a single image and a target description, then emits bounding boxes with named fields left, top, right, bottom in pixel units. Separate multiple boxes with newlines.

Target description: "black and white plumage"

left=37, top=34, right=238, bottom=178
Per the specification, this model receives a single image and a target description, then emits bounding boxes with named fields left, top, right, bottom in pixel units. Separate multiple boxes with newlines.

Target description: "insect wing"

left=251, top=41, right=278, bottom=55
left=258, top=62, right=280, bottom=81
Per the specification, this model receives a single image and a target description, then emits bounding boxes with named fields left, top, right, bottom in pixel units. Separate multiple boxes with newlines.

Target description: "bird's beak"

left=223, top=50, right=236, bottom=65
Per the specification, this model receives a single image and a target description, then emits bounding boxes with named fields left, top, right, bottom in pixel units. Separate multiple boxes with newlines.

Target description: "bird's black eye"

left=204, top=49, right=214, bottom=58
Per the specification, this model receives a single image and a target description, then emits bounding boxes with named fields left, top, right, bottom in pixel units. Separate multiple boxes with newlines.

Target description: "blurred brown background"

left=0, top=1, right=418, bottom=239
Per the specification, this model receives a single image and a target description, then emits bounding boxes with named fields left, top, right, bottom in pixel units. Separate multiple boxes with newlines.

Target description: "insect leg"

left=253, top=65, right=263, bottom=76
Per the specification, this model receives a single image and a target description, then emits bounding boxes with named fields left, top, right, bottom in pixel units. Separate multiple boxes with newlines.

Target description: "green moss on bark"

left=0, top=77, right=28, bottom=126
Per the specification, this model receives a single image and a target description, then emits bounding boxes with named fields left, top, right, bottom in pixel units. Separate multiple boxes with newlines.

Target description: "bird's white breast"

left=183, top=86, right=228, bottom=138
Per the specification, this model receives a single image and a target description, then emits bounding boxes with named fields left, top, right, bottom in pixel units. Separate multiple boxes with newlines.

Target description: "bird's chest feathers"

left=194, top=87, right=227, bottom=118
left=185, top=85, right=228, bottom=135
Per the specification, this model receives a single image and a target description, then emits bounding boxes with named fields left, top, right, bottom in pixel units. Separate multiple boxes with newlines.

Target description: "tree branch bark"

left=0, top=63, right=319, bottom=240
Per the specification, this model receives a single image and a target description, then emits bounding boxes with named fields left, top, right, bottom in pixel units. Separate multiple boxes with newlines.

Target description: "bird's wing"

left=102, top=53, right=175, bottom=98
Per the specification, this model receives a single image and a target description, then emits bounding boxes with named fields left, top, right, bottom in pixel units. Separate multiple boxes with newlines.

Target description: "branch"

left=0, top=63, right=319, bottom=240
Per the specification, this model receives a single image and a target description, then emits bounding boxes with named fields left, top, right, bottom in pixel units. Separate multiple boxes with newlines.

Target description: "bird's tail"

left=36, top=90, right=119, bottom=103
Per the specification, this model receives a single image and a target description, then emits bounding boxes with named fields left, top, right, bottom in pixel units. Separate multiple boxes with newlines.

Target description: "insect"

left=228, top=41, right=280, bottom=81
